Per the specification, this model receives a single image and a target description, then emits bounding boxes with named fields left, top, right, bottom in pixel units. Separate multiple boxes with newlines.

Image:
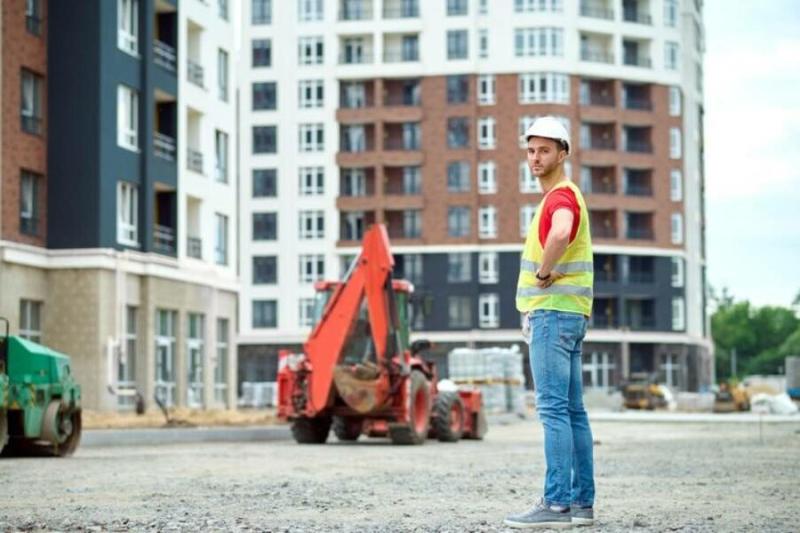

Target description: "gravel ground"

left=1, top=417, right=799, bottom=532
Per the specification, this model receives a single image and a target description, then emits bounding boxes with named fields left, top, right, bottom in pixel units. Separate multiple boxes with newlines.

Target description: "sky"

left=704, top=0, right=800, bottom=308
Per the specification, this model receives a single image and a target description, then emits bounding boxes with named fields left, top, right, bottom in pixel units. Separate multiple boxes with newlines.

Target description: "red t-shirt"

left=539, top=188, right=580, bottom=247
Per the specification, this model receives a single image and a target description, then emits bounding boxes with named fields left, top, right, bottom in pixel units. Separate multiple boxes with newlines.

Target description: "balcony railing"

left=585, top=137, right=615, bottom=150
left=581, top=48, right=614, bottom=63
left=625, top=183, right=653, bottom=196
left=624, top=97, right=653, bottom=110
left=583, top=93, right=615, bottom=106
left=154, top=132, right=176, bottom=161
left=187, top=148, right=203, bottom=173
left=338, top=51, right=374, bottom=65
left=580, top=4, right=614, bottom=19
left=627, top=227, right=654, bottom=240
left=625, top=140, right=653, bottom=153
left=21, top=114, right=42, bottom=135
left=623, top=9, right=652, bottom=24
left=592, top=224, right=617, bottom=238
left=383, top=49, right=419, bottom=62
left=154, top=41, right=177, bottom=72
left=187, top=59, right=204, bottom=87
left=628, top=271, right=655, bottom=283
left=383, top=3, right=419, bottom=18
left=589, top=313, right=618, bottom=329
left=187, top=236, right=202, bottom=259
left=586, top=180, right=616, bottom=194
left=627, top=315, right=656, bottom=329
left=339, top=5, right=373, bottom=20
left=153, top=225, right=176, bottom=254
left=624, top=55, right=653, bottom=68
left=385, top=137, right=420, bottom=151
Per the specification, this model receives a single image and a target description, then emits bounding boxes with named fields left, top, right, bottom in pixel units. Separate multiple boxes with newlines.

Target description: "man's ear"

left=558, top=150, right=567, bottom=164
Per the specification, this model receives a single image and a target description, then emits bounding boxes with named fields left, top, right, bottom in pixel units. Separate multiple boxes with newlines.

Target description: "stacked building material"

left=447, top=346, right=526, bottom=414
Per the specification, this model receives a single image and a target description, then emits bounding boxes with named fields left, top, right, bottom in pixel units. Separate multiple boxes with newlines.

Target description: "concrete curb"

left=81, top=425, right=291, bottom=447
left=588, top=411, right=800, bottom=423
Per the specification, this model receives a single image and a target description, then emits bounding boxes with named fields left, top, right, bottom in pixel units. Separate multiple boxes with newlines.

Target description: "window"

left=401, top=254, right=423, bottom=284
left=478, top=161, right=496, bottom=194
left=253, top=212, right=278, bottom=240
left=253, top=300, right=278, bottom=328
left=447, top=161, right=470, bottom=192
left=253, top=126, right=277, bottom=153
left=299, top=254, right=325, bottom=283
left=479, top=206, right=497, bottom=238
left=519, top=204, right=537, bottom=237
left=253, top=169, right=277, bottom=197
left=672, top=297, right=685, bottom=331
left=218, top=49, right=229, bottom=102
left=299, top=210, right=325, bottom=239
left=404, top=210, right=422, bottom=238
left=155, top=309, right=177, bottom=406
left=20, top=70, right=43, bottom=135
left=670, top=169, right=683, bottom=201
left=118, top=305, right=138, bottom=408
left=669, top=86, right=682, bottom=116
left=118, top=0, right=139, bottom=56
left=299, top=123, right=324, bottom=152
left=671, top=213, right=683, bottom=244
left=671, top=257, right=684, bottom=288
left=478, top=29, right=489, bottom=59
left=477, top=117, right=496, bottom=149
left=479, top=252, right=499, bottom=283
left=447, top=0, right=468, bottom=16
left=218, top=0, right=229, bottom=19
left=665, top=41, right=679, bottom=70
left=447, top=207, right=470, bottom=237
left=447, top=30, right=469, bottom=60
left=300, top=167, right=325, bottom=196
left=447, top=117, right=469, bottom=148
left=215, top=318, right=229, bottom=405
left=342, top=168, right=367, bottom=196
left=253, top=256, right=278, bottom=284
left=117, top=182, right=138, bottom=245
left=447, top=253, right=471, bottom=282
left=25, top=0, right=42, bottom=36
left=402, top=122, right=421, bottom=150
left=215, top=213, right=228, bottom=265
left=514, top=28, right=563, bottom=57
left=215, top=130, right=228, bottom=183
left=299, top=0, right=324, bottom=21
left=664, top=0, right=678, bottom=27
left=448, top=296, right=472, bottom=328
left=342, top=211, right=365, bottom=240
left=186, top=313, right=205, bottom=408
left=515, top=0, right=562, bottom=11
left=252, top=0, right=272, bottom=24
left=479, top=294, right=500, bottom=328
left=404, top=166, right=421, bottom=194
left=19, top=300, right=42, bottom=343
left=670, top=128, right=682, bottom=158
left=117, top=85, right=138, bottom=150
left=447, top=75, right=469, bottom=104
left=299, top=36, right=324, bottom=65
left=477, top=75, right=495, bottom=105
left=478, top=0, right=489, bottom=14
left=299, top=80, right=324, bottom=108
left=252, top=39, right=272, bottom=67
left=518, top=72, right=570, bottom=103
left=342, top=125, right=366, bottom=152
left=519, top=162, right=542, bottom=193
left=19, top=170, right=40, bottom=235
left=299, top=298, right=316, bottom=328
left=342, top=82, right=366, bottom=108
left=253, top=82, right=277, bottom=110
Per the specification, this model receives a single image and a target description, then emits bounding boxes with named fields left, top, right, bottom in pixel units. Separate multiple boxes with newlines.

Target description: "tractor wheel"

left=431, top=392, right=464, bottom=442
left=291, top=416, right=332, bottom=444
left=41, top=402, right=82, bottom=457
left=0, top=410, right=7, bottom=455
left=389, top=370, right=430, bottom=445
left=332, top=416, right=362, bottom=442
left=464, top=407, right=488, bottom=440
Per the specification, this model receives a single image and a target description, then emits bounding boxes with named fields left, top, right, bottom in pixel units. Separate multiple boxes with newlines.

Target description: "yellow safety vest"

left=516, top=179, right=594, bottom=316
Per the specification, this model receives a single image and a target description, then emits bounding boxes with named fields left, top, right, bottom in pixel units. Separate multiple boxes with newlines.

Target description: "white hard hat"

left=520, top=116, right=571, bottom=154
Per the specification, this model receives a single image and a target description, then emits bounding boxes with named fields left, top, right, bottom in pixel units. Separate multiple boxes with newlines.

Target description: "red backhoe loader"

left=277, top=224, right=486, bottom=444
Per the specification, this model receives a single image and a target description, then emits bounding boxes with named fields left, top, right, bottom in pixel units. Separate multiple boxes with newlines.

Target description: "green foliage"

left=711, top=289, right=800, bottom=379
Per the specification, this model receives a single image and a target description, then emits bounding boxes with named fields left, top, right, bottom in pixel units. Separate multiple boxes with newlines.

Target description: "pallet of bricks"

left=447, top=346, right=526, bottom=414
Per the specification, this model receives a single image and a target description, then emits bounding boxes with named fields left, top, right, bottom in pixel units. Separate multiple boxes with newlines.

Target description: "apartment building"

left=237, top=0, right=711, bottom=392
left=0, top=0, right=239, bottom=411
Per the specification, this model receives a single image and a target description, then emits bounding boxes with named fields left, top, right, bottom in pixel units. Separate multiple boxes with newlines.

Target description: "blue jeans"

left=529, top=309, right=595, bottom=508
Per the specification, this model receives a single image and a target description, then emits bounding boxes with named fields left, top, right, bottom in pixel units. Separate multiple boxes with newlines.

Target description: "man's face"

left=527, top=136, right=566, bottom=178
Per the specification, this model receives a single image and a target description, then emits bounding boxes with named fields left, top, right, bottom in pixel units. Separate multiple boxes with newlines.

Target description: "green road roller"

left=0, top=318, right=82, bottom=457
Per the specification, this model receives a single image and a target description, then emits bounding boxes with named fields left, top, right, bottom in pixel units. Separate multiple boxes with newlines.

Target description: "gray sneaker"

left=571, top=506, right=594, bottom=526
left=504, top=498, right=572, bottom=529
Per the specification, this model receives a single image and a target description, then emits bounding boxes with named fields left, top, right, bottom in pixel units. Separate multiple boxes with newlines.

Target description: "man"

left=505, top=116, right=595, bottom=529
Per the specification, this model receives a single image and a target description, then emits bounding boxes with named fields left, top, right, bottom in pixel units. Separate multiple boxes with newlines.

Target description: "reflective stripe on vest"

left=520, top=259, right=594, bottom=275
left=516, top=285, right=594, bottom=298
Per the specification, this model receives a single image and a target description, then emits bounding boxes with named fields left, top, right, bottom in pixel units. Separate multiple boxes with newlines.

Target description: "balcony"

left=581, top=47, right=614, bottom=64
left=386, top=210, right=421, bottom=239
left=154, top=132, right=176, bottom=161
left=187, top=236, right=202, bottom=259
left=590, top=298, right=619, bottom=328
left=625, top=212, right=654, bottom=240
left=154, top=41, right=177, bottom=72
left=21, top=114, right=42, bottom=135
left=339, top=0, right=373, bottom=20
left=623, top=40, right=652, bottom=68
left=340, top=210, right=376, bottom=241
left=383, top=0, right=419, bottom=18
left=580, top=1, right=614, bottom=19
left=384, top=79, right=421, bottom=106
left=624, top=169, right=653, bottom=196
left=340, top=124, right=376, bottom=153
left=340, top=168, right=376, bottom=197
left=591, top=210, right=617, bottom=239
left=622, top=83, right=652, bottom=110
left=153, top=225, right=176, bottom=254
left=626, top=256, right=656, bottom=283
left=623, top=126, right=653, bottom=153
left=594, top=255, right=618, bottom=282
left=384, top=123, right=420, bottom=151
left=623, top=1, right=652, bottom=24
left=385, top=166, right=421, bottom=195
left=340, top=81, right=374, bottom=109
left=339, top=36, right=374, bottom=65
left=187, top=59, right=204, bottom=87
left=187, top=148, right=203, bottom=173
left=579, top=79, right=615, bottom=107
left=580, top=123, right=616, bottom=150
left=580, top=166, right=616, bottom=194
left=383, top=34, right=419, bottom=63
left=625, top=299, right=656, bottom=330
